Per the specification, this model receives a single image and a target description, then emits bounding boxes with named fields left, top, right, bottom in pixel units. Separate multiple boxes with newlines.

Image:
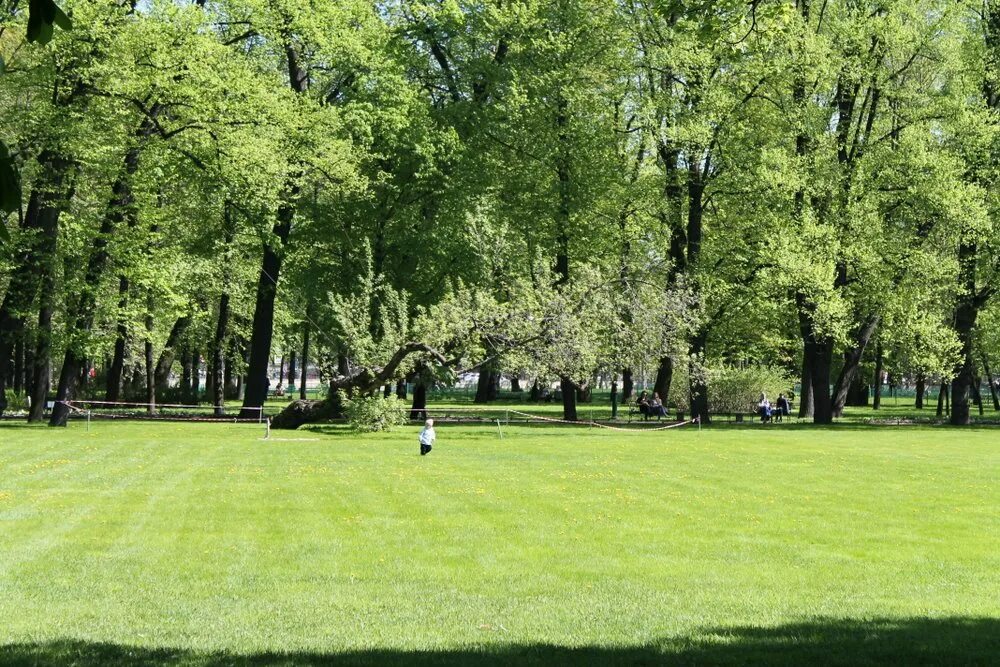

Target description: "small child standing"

left=419, top=418, right=436, bottom=456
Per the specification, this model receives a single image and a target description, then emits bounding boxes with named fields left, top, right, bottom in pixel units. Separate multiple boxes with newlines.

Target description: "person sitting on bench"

left=758, top=393, right=772, bottom=423
left=637, top=391, right=651, bottom=420
left=650, top=392, right=669, bottom=420
left=775, top=393, right=789, bottom=422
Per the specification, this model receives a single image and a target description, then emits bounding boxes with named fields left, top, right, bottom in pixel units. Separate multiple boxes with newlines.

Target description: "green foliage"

left=707, top=365, right=794, bottom=415
left=2, top=390, right=29, bottom=413
left=339, top=390, right=408, bottom=433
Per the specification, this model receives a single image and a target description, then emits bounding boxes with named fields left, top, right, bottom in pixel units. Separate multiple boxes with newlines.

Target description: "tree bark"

left=799, top=296, right=833, bottom=424
left=560, top=377, right=578, bottom=421
left=395, top=378, right=407, bottom=400
left=299, top=322, right=310, bottom=400
left=153, top=315, right=190, bottom=393
left=0, top=151, right=71, bottom=417
left=288, top=350, right=297, bottom=390
left=622, top=368, right=634, bottom=402
left=832, top=315, right=879, bottom=416
left=981, top=355, right=1000, bottom=411
left=410, top=381, right=427, bottom=421
left=191, top=348, right=201, bottom=403
left=798, top=353, right=814, bottom=418
left=937, top=381, right=949, bottom=418
left=239, top=209, right=293, bottom=417
left=653, top=356, right=673, bottom=409
left=211, top=293, right=229, bottom=416
left=49, top=114, right=157, bottom=426
left=914, top=373, right=925, bottom=409
left=872, top=343, right=884, bottom=410
left=950, top=241, right=980, bottom=425
left=144, top=305, right=155, bottom=415
left=610, top=378, right=619, bottom=419
left=106, top=276, right=129, bottom=402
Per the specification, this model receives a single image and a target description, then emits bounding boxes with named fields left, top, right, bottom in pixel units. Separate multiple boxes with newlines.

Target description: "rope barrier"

left=60, top=399, right=264, bottom=411
left=504, top=409, right=694, bottom=433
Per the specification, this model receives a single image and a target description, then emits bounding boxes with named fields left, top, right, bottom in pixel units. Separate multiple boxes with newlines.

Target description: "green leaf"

left=0, top=140, right=21, bottom=217
left=0, top=55, right=6, bottom=74
left=26, top=0, right=70, bottom=45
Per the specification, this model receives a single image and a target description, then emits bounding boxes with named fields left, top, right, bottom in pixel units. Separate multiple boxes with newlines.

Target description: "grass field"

left=0, top=421, right=997, bottom=665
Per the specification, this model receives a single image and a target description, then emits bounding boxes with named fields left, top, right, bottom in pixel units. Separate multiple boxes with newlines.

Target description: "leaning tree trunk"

left=240, top=207, right=293, bottom=418
left=832, top=315, right=879, bottom=417
left=153, top=315, right=190, bottom=394
left=872, top=344, right=884, bottom=410
left=49, top=116, right=156, bottom=426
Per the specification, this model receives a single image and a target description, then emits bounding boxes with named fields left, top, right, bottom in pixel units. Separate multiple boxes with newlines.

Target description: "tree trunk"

left=0, top=151, right=71, bottom=417
left=153, top=315, right=190, bottom=393
left=622, top=368, right=634, bottom=402
left=211, top=293, right=229, bottom=416
left=798, top=349, right=814, bottom=418
left=510, top=376, right=521, bottom=393
left=106, top=277, right=129, bottom=403
left=191, top=348, right=201, bottom=403
left=287, top=350, right=297, bottom=390
left=12, top=337, right=24, bottom=396
left=973, top=374, right=984, bottom=417
left=937, top=382, right=949, bottom=418
left=653, top=356, right=673, bottom=409
left=914, top=373, right=925, bottom=409
left=610, top=378, right=619, bottom=419
left=950, top=240, right=980, bottom=425
left=181, top=348, right=193, bottom=401
left=299, top=322, right=310, bottom=400
left=240, top=208, right=293, bottom=417
left=981, top=355, right=1000, bottom=411
left=845, top=372, right=869, bottom=407
left=529, top=379, right=540, bottom=401
left=832, top=315, right=879, bottom=416
left=27, top=350, right=49, bottom=423
left=872, top=344, right=884, bottom=410
left=560, top=377, right=578, bottom=421
left=410, top=381, right=427, bottom=421
left=689, top=330, right=709, bottom=423
left=49, top=118, right=155, bottom=426
left=395, top=378, right=407, bottom=400
left=144, top=307, right=155, bottom=415
left=27, top=257, right=56, bottom=423
left=383, top=384, right=392, bottom=398
left=474, top=364, right=497, bottom=404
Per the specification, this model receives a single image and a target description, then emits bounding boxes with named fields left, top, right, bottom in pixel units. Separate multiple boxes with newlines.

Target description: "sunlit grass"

left=0, top=421, right=996, bottom=664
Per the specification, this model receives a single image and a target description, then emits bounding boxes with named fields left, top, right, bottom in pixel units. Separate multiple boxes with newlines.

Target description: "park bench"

left=267, top=386, right=286, bottom=399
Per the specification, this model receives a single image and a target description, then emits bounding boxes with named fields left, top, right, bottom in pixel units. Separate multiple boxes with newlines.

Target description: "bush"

left=340, top=391, right=408, bottom=432
left=3, top=390, right=29, bottom=413
left=707, top=365, right=793, bottom=414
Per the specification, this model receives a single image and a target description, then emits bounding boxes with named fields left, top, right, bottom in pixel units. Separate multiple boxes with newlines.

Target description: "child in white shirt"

left=419, top=419, right=436, bottom=456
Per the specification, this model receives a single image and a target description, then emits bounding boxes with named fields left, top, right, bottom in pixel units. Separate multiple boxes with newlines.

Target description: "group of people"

left=635, top=391, right=670, bottom=420
left=758, top=393, right=791, bottom=423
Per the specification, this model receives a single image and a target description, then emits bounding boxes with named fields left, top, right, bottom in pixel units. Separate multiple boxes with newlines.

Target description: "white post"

left=495, top=418, right=504, bottom=440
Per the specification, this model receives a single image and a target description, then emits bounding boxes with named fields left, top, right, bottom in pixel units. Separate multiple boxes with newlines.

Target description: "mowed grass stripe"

left=0, top=421, right=996, bottom=659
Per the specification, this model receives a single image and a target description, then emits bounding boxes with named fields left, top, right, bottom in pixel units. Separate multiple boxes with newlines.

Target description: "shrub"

left=339, top=391, right=408, bottom=432
left=707, top=365, right=793, bottom=414
left=3, top=390, right=29, bottom=413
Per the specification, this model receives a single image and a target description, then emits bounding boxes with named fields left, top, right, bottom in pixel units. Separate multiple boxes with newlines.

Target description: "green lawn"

left=0, top=421, right=997, bottom=665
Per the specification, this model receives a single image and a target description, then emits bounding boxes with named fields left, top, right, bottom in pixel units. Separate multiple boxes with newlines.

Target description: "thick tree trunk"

left=973, top=375, right=984, bottom=416
left=474, top=363, right=498, bottom=403
left=299, top=322, right=310, bottom=400
left=560, top=377, right=578, bottom=421
left=240, top=209, right=293, bottom=418
left=510, top=376, right=521, bottom=393
left=410, top=381, right=427, bottom=421
left=287, top=350, right=297, bottom=390
left=950, top=241, right=980, bottom=426
left=872, top=344, right=884, bottom=410
left=622, top=368, right=634, bottom=402
left=799, top=297, right=834, bottom=424
left=395, top=378, right=406, bottom=400
left=845, top=373, right=869, bottom=407
left=529, top=379, right=540, bottom=402
left=0, top=151, right=71, bottom=417
left=27, top=351, right=49, bottom=423
left=982, top=356, right=1000, bottom=411
left=689, top=330, right=709, bottom=423
left=653, top=356, right=673, bottom=409
left=914, top=373, right=925, bottom=409
left=181, top=348, right=193, bottom=401
left=27, top=259, right=56, bottom=423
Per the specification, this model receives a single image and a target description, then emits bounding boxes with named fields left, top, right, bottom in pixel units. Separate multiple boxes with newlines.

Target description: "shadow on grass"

left=1, top=617, right=997, bottom=666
